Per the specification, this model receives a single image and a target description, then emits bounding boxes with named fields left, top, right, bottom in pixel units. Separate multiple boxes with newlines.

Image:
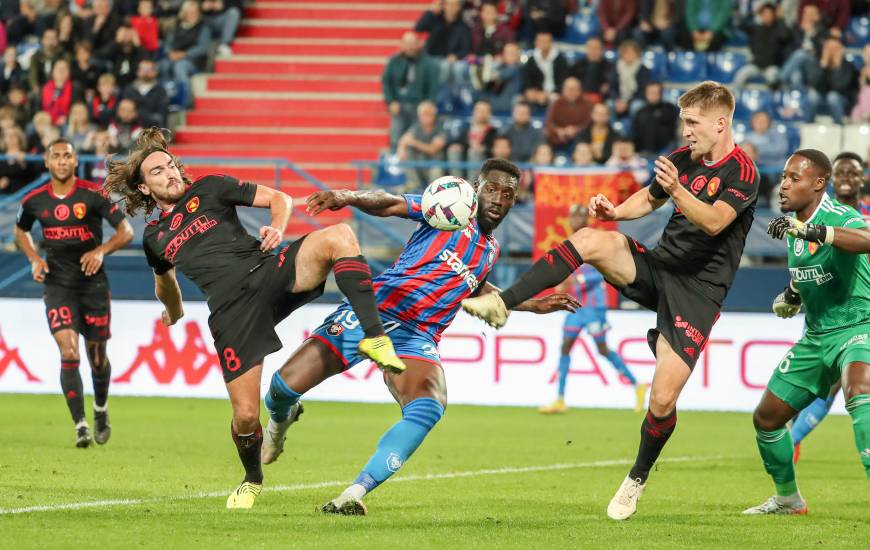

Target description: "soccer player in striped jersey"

left=788, top=151, right=869, bottom=462
left=539, top=205, right=647, bottom=414
left=260, top=159, right=578, bottom=515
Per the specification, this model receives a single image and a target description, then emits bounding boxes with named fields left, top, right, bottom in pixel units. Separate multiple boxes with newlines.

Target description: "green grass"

left=0, top=394, right=866, bottom=549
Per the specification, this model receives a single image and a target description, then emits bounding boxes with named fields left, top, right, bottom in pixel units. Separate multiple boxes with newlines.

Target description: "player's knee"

left=751, top=406, right=781, bottom=432
left=844, top=381, right=870, bottom=400
left=595, top=342, right=610, bottom=356
left=323, top=223, right=358, bottom=256
left=232, top=405, right=261, bottom=432
left=569, top=227, right=606, bottom=262
left=648, top=387, right=678, bottom=415
left=59, top=348, right=79, bottom=362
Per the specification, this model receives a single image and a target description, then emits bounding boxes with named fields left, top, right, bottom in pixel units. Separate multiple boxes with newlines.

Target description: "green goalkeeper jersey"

left=787, top=194, right=870, bottom=334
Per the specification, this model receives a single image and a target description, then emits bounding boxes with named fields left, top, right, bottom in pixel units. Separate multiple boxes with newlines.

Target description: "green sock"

left=756, top=428, right=799, bottom=496
left=845, top=394, right=870, bottom=479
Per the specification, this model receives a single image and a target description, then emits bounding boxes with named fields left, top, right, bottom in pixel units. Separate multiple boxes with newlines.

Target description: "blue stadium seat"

left=642, top=50, right=668, bottom=81
left=562, top=49, right=581, bottom=65
left=732, top=121, right=749, bottom=145
left=612, top=118, right=632, bottom=138
left=776, top=89, right=813, bottom=122
left=564, top=13, right=601, bottom=44
left=373, top=154, right=407, bottom=187
left=848, top=17, right=870, bottom=47
left=846, top=51, right=865, bottom=71
left=725, top=30, right=750, bottom=47
left=666, top=51, right=707, bottom=83
left=774, top=122, right=801, bottom=152
left=164, top=80, right=189, bottom=110
left=734, top=88, right=774, bottom=120
left=661, top=86, right=686, bottom=105
left=603, top=49, right=617, bottom=64
left=706, top=51, right=747, bottom=84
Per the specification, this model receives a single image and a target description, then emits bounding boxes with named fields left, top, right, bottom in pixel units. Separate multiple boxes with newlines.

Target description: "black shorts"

left=43, top=284, right=111, bottom=341
left=208, top=235, right=325, bottom=383
left=617, top=235, right=722, bottom=369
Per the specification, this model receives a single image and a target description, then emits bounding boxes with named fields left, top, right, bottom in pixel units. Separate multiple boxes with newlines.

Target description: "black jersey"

left=647, top=145, right=759, bottom=301
left=16, top=178, right=126, bottom=289
left=142, top=174, right=271, bottom=308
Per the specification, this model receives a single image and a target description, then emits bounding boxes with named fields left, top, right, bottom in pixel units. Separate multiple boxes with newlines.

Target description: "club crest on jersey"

left=706, top=177, right=720, bottom=197
left=487, top=248, right=496, bottom=266
left=689, top=175, right=707, bottom=195
left=793, top=239, right=805, bottom=256
left=186, top=197, right=200, bottom=213
left=807, top=242, right=819, bottom=255
left=73, top=202, right=87, bottom=219
left=54, top=204, right=70, bottom=221
left=169, top=213, right=183, bottom=231
left=326, top=323, right=343, bottom=336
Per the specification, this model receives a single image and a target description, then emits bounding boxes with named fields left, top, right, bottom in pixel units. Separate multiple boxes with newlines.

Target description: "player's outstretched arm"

left=305, top=189, right=409, bottom=218
left=14, top=226, right=49, bottom=283
left=80, top=219, right=134, bottom=277
left=653, top=156, right=738, bottom=236
left=154, top=269, right=184, bottom=326
left=251, top=185, right=292, bottom=251
left=477, top=282, right=579, bottom=313
left=768, top=216, right=870, bottom=253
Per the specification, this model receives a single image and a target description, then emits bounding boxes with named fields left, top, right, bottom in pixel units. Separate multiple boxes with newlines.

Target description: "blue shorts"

left=563, top=308, right=609, bottom=343
left=310, top=304, right=442, bottom=369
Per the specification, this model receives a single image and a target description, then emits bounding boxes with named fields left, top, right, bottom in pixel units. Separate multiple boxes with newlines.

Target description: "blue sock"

left=557, top=354, right=570, bottom=397
left=264, top=370, right=301, bottom=422
left=791, top=395, right=835, bottom=445
left=606, top=350, right=636, bottom=385
left=352, top=397, right=444, bottom=493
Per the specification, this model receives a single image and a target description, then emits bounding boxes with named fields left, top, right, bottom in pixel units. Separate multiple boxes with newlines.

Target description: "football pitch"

left=0, top=394, right=866, bottom=549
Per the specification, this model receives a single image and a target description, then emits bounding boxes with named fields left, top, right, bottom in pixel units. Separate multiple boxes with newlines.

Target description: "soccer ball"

left=421, top=176, right=478, bottom=231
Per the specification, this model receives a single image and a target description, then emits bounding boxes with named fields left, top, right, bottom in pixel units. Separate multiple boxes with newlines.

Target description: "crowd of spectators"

left=382, top=0, right=870, bottom=206
left=0, top=0, right=242, bottom=195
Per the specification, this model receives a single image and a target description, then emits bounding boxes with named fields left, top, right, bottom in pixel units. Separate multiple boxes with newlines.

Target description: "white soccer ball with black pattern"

left=421, top=175, right=478, bottom=231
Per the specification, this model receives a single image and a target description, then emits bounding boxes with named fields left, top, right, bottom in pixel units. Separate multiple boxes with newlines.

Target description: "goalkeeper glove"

left=767, top=216, right=833, bottom=244
left=772, top=282, right=802, bottom=319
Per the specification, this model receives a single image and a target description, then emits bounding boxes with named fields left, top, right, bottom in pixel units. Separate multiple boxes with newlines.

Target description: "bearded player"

left=788, top=151, right=869, bottom=461
left=102, top=128, right=406, bottom=509
left=743, top=150, right=870, bottom=515
left=539, top=205, right=647, bottom=414
left=462, top=81, right=759, bottom=520
left=260, top=159, right=578, bottom=515
left=15, top=138, right=134, bottom=447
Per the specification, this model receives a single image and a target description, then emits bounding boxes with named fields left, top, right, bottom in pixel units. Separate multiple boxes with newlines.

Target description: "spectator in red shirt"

left=544, top=77, right=593, bottom=151
left=130, top=0, right=161, bottom=55
left=599, top=0, right=638, bottom=48
left=799, top=0, right=849, bottom=31
left=41, top=58, right=82, bottom=126
left=91, top=72, right=118, bottom=126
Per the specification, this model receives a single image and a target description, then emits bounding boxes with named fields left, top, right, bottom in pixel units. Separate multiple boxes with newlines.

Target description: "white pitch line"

left=0, top=455, right=720, bottom=516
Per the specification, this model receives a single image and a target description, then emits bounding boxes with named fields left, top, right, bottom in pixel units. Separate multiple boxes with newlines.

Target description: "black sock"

left=231, top=424, right=264, bottom=484
left=92, top=361, right=111, bottom=408
left=501, top=240, right=583, bottom=309
left=629, top=409, right=678, bottom=483
left=60, top=359, right=85, bottom=423
left=333, top=255, right=384, bottom=338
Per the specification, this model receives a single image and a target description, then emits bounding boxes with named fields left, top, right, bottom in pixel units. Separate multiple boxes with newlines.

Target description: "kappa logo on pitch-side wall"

left=114, top=319, right=221, bottom=384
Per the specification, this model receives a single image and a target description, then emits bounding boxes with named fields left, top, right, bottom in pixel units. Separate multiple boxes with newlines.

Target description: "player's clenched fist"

left=259, top=226, right=283, bottom=251
left=80, top=248, right=104, bottom=276
left=306, top=190, right=350, bottom=216
left=771, top=282, right=802, bottom=319
left=589, top=193, right=616, bottom=221
left=654, top=156, right=679, bottom=195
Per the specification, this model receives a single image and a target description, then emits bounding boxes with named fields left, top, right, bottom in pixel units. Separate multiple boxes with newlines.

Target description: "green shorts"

left=767, top=323, right=870, bottom=411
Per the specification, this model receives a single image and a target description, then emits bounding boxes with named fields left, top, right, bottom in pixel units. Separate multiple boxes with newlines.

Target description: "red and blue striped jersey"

left=860, top=200, right=870, bottom=222
left=568, top=264, right=606, bottom=310
left=373, top=194, right=500, bottom=342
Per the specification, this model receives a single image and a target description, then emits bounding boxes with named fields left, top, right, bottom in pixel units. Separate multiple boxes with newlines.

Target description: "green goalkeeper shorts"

left=767, top=323, right=870, bottom=411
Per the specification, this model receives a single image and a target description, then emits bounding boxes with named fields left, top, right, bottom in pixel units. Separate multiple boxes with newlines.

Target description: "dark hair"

left=833, top=151, right=864, bottom=166
left=45, top=136, right=76, bottom=153
left=793, top=148, right=833, bottom=181
left=479, top=158, right=521, bottom=185
left=102, top=127, right=192, bottom=217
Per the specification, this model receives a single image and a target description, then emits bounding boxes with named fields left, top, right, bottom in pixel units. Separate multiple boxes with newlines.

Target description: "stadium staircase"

left=177, top=0, right=428, bottom=237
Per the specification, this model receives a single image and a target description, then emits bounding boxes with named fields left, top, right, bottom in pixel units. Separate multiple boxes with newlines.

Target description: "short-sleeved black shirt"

left=16, top=178, right=126, bottom=289
left=647, top=145, right=759, bottom=300
left=142, top=174, right=270, bottom=308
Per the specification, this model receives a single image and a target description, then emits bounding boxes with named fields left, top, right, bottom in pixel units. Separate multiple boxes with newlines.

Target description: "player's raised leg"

left=463, top=227, right=636, bottom=328
left=262, top=339, right=346, bottom=464
left=608, top=334, right=689, bottom=520
left=540, top=332, right=577, bottom=414
left=84, top=340, right=112, bottom=444
left=53, top=329, right=91, bottom=447
left=841, top=360, right=870, bottom=479
left=743, top=389, right=810, bottom=515
left=291, top=223, right=405, bottom=374
left=225, top=364, right=265, bottom=509
left=322, top=359, right=446, bottom=515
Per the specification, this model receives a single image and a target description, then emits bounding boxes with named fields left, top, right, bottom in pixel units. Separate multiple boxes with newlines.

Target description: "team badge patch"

left=690, top=175, right=707, bottom=195
left=186, top=197, right=200, bottom=213
left=326, top=323, right=343, bottom=336
left=169, top=213, right=183, bottom=231
left=794, top=239, right=804, bottom=256
left=73, top=202, right=87, bottom=219
left=386, top=452, right=404, bottom=472
left=807, top=242, right=819, bottom=255
left=706, top=177, right=720, bottom=197
left=54, top=204, right=70, bottom=221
